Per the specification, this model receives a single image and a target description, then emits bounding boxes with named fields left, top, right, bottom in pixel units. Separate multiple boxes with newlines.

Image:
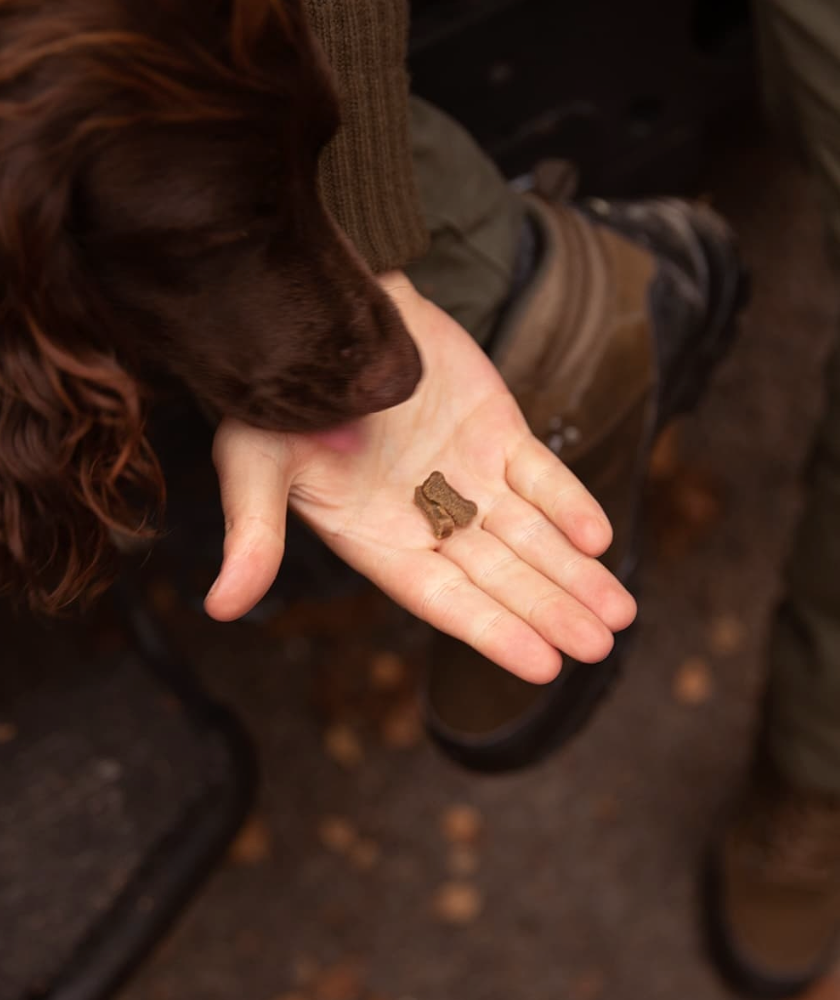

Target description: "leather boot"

left=423, top=188, right=747, bottom=772
left=705, top=755, right=840, bottom=997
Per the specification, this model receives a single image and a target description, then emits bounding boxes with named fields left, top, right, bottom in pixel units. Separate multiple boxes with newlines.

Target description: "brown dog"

left=0, top=0, right=422, bottom=613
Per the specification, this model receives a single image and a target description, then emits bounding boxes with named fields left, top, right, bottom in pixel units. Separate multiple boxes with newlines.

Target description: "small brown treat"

left=421, top=471, right=478, bottom=527
left=414, top=486, right=455, bottom=539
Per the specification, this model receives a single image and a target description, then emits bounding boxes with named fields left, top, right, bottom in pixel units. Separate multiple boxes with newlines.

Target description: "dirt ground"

left=6, top=122, right=839, bottom=1000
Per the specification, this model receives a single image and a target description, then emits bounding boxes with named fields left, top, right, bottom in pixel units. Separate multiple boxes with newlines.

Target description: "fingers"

left=204, top=418, right=294, bottom=622
left=377, top=548, right=564, bottom=684
left=506, top=435, right=613, bottom=557
left=440, top=528, right=617, bottom=665
left=481, top=493, right=637, bottom=633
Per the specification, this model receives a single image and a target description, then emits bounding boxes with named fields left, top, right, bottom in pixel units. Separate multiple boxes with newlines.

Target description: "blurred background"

left=3, top=1, right=840, bottom=998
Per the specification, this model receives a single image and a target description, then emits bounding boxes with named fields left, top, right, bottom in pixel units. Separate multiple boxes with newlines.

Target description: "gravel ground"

left=5, top=125, right=840, bottom=1000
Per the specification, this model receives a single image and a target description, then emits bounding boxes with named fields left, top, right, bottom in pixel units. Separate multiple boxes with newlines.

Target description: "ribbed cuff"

left=302, top=0, right=429, bottom=273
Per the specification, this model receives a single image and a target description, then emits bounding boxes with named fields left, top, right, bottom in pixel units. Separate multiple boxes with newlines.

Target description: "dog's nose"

left=342, top=291, right=423, bottom=415
left=351, top=331, right=423, bottom=413
left=341, top=304, right=420, bottom=413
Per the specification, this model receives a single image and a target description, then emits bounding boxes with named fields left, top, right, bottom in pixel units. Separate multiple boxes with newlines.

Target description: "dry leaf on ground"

left=672, top=657, right=714, bottom=706
left=324, top=724, right=364, bottom=769
left=348, top=838, right=381, bottom=871
left=708, top=613, right=747, bottom=656
left=228, top=814, right=272, bottom=865
left=440, top=805, right=484, bottom=845
left=317, top=816, right=358, bottom=855
left=379, top=699, right=423, bottom=749
left=368, top=651, right=408, bottom=690
left=432, top=881, right=483, bottom=924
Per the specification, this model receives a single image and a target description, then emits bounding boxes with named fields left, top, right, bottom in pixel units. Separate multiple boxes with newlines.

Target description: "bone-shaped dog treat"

left=414, top=471, right=478, bottom=539
left=414, top=487, right=456, bottom=539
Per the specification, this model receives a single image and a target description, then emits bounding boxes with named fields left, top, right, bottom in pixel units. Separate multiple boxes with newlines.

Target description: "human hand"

left=205, top=272, right=636, bottom=683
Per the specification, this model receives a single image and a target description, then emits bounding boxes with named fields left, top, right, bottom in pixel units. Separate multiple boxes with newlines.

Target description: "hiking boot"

left=704, top=755, right=840, bottom=997
left=423, top=186, right=747, bottom=772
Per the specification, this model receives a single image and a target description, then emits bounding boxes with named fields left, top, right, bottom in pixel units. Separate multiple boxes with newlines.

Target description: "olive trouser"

left=405, top=2, right=840, bottom=794
left=755, top=0, right=840, bottom=795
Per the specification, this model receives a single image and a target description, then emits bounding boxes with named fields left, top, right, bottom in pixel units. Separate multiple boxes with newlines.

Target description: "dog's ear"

left=0, top=135, right=165, bottom=614
left=0, top=298, right=166, bottom=614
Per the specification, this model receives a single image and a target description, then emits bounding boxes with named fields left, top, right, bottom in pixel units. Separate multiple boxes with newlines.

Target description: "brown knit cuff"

left=302, top=0, right=429, bottom=273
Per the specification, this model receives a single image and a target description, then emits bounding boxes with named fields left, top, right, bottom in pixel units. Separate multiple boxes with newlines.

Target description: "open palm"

left=206, top=274, right=635, bottom=683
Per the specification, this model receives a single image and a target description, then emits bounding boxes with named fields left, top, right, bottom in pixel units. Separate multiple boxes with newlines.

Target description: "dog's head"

left=0, top=0, right=422, bottom=612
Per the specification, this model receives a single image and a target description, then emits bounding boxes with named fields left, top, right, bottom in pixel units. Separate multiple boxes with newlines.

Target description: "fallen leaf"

left=228, top=814, right=272, bottom=865
left=0, top=722, right=17, bottom=745
left=673, top=657, right=714, bottom=706
left=317, top=816, right=358, bottom=855
left=311, top=958, right=366, bottom=1000
left=324, top=724, right=364, bottom=769
left=432, top=881, right=483, bottom=924
left=440, top=805, right=484, bottom=845
left=379, top=699, right=423, bottom=749
left=348, top=838, right=381, bottom=872
left=708, top=613, right=747, bottom=656
left=368, top=651, right=407, bottom=691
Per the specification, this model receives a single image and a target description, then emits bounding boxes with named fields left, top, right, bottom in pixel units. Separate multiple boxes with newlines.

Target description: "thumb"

left=204, top=418, right=293, bottom=622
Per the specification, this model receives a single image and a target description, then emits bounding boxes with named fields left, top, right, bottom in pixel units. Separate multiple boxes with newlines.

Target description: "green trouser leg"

left=756, top=0, right=840, bottom=794
left=766, top=335, right=840, bottom=794
left=405, top=97, right=525, bottom=347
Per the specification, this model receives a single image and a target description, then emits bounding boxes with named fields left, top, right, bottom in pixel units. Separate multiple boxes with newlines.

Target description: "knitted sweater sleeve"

left=301, top=0, right=429, bottom=273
